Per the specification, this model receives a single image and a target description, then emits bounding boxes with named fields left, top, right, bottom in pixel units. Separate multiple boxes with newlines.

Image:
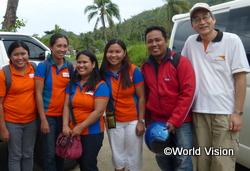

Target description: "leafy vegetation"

left=2, top=0, right=232, bottom=67
left=127, top=44, right=150, bottom=67
left=39, top=0, right=231, bottom=51
left=84, top=0, right=121, bottom=44
left=155, top=0, right=191, bottom=34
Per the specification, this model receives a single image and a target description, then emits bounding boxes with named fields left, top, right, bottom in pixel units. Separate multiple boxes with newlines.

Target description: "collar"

left=9, top=62, right=33, bottom=75
left=196, top=29, right=223, bottom=42
left=147, top=47, right=172, bottom=64
left=106, top=66, right=123, bottom=79
left=47, top=54, right=68, bottom=66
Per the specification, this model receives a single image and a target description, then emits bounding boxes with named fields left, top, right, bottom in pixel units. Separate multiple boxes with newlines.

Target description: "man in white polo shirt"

left=182, top=3, right=250, bottom=171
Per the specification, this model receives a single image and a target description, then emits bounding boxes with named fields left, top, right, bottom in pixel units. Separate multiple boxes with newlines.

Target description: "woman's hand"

left=72, top=125, right=83, bottom=137
left=40, top=119, right=50, bottom=134
left=1, top=129, right=10, bottom=142
left=63, top=125, right=72, bottom=136
left=136, top=121, right=145, bottom=136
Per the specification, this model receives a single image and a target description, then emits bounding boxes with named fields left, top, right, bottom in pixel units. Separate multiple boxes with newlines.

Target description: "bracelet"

left=138, top=119, right=145, bottom=123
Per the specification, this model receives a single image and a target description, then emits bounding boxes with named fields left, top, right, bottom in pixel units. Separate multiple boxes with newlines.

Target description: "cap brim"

left=190, top=7, right=211, bottom=17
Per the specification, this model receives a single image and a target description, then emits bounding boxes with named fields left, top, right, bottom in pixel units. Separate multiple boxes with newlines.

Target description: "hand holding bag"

left=56, top=133, right=82, bottom=160
left=56, top=82, right=82, bottom=160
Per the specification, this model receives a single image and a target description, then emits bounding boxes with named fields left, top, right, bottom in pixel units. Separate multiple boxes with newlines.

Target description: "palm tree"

left=84, top=0, right=121, bottom=44
left=44, top=24, right=62, bottom=35
left=53, top=24, right=62, bottom=33
left=155, top=0, right=190, bottom=34
left=130, top=19, right=146, bottom=43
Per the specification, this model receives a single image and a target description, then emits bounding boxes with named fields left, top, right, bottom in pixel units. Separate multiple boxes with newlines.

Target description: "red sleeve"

left=141, top=63, right=151, bottom=122
left=167, top=56, right=196, bottom=128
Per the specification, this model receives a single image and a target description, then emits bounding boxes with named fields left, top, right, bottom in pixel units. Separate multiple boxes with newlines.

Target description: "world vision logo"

left=214, top=55, right=226, bottom=61
left=218, top=56, right=226, bottom=60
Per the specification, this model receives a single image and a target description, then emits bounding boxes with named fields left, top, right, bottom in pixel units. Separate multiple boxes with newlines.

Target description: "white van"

left=169, top=0, right=250, bottom=169
left=0, top=32, right=50, bottom=68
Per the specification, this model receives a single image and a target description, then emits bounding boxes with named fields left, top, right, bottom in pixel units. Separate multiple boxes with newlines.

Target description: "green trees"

left=44, top=24, right=62, bottom=35
left=84, top=0, right=121, bottom=44
left=156, top=0, right=190, bottom=34
left=38, top=0, right=232, bottom=56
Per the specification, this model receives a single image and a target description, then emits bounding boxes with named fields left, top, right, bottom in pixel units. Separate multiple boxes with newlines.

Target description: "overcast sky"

left=1, top=0, right=164, bottom=37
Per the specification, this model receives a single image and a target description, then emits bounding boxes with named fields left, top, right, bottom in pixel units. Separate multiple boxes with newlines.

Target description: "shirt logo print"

left=85, top=91, right=94, bottom=95
left=214, top=55, right=226, bottom=61
left=218, top=56, right=226, bottom=60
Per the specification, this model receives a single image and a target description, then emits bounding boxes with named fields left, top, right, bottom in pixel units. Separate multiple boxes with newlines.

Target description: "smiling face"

left=10, top=47, right=29, bottom=70
left=49, top=37, right=68, bottom=59
left=106, top=43, right=126, bottom=68
left=146, top=30, right=168, bottom=61
left=76, top=54, right=95, bottom=79
left=191, top=9, right=216, bottom=37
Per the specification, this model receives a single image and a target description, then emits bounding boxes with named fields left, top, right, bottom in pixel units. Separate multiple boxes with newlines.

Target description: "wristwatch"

left=138, top=119, right=145, bottom=124
left=233, top=110, right=243, bottom=115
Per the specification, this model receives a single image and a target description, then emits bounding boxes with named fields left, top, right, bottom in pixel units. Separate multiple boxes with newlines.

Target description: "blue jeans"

left=41, top=116, right=64, bottom=171
left=155, top=122, right=193, bottom=171
left=76, top=133, right=104, bottom=171
left=6, top=120, right=37, bottom=171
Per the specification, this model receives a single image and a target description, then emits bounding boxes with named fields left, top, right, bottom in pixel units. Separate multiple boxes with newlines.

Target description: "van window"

left=226, top=6, right=250, bottom=65
left=171, top=20, right=196, bottom=53
left=213, top=12, right=228, bottom=31
left=3, top=40, right=46, bottom=61
left=171, top=12, right=228, bottom=54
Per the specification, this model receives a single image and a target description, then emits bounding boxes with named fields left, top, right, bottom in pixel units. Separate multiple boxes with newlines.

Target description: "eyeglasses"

left=192, top=14, right=211, bottom=24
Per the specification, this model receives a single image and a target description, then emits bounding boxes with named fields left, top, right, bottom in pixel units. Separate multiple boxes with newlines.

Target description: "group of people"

left=0, top=2, right=249, bottom=171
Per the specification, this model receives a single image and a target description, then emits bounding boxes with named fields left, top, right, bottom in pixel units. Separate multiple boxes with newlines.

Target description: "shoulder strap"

left=30, top=62, right=37, bottom=71
left=69, top=81, right=77, bottom=126
left=67, top=61, right=73, bottom=78
left=3, top=65, right=12, bottom=94
left=3, top=62, right=37, bottom=94
left=170, top=52, right=181, bottom=69
left=44, top=59, right=50, bottom=79
left=2, top=62, right=36, bottom=94
left=44, top=59, right=73, bottom=78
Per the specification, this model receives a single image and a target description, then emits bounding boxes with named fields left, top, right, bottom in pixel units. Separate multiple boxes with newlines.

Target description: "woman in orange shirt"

left=34, top=33, right=73, bottom=171
left=62, top=50, right=109, bottom=171
left=0, top=41, right=37, bottom=171
left=100, top=39, right=145, bottom=171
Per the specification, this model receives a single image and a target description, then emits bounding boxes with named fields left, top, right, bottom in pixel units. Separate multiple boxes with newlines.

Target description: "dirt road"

left=70, top=131, right=158, bottom=171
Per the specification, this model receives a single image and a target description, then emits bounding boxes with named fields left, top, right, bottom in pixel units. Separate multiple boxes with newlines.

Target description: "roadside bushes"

left=69, top=44, right=150, bottom=68
left=127, top=44, right=150, bottom=67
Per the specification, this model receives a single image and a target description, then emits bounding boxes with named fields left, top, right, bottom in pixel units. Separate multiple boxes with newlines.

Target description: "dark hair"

left=145, top=26, right=167, bottom=41
left=49, top=33, right=69, bottom=46
left=100, top=38, right=132, bottom=89
left=7, top=40, right=30, bottom=58
left=70, top=50, right=101, bottom=91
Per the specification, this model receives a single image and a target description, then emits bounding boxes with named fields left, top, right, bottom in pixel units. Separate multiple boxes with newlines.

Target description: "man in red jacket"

left=141, top=25, right=196, bottom=171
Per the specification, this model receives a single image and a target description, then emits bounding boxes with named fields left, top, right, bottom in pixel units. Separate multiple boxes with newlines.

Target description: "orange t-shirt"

left=105, top=64, right=144, bottom=122
left=66, top=81, right=109, bottom=135
left=0, top=62, right=37, bottom=123
left=34, top=57, right=72, bottom=116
